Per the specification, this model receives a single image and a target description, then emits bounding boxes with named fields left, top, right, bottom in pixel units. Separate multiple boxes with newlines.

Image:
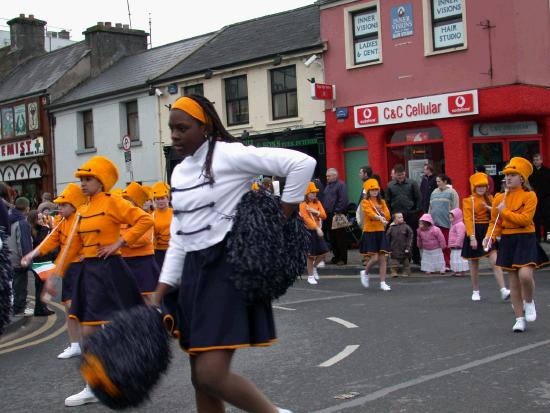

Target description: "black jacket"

left=386, top=179, right=421, bottom=215
left=531, top=164, right=550, bottom=200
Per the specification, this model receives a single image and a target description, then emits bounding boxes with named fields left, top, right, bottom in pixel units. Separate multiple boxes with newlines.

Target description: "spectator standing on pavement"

left=417, top=213, right=446, bottom=275
left=531, top=153, right=550, bottom=242
left=420, top=164, right=437, bottom=213
left=359, top=179, right=391, bottom=291
left=429, top=174, right=459, bottom=269
left=386, top=164, right=422, bottom=266
left=358, top=165, right=384, bottom=203
left=386, top=212, right=413, bottom=277
left=448, top=208, right=469, bottom=277
left=299, top=182, right=329, bottom=285
left=7, top=197, right=33, bottom=316
left=461, top=173, right=509, bottom=302
left=323, top=168, right=349, bottom=265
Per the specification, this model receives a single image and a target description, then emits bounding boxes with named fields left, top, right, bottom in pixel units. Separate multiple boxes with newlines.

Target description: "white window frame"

left=344, top=0, right=382, bottom=69
left=423, top=0, right=468, bottom=56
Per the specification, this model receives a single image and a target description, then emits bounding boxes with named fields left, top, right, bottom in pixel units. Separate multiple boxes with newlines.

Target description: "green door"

left=343, top=135, right=368, bottom=207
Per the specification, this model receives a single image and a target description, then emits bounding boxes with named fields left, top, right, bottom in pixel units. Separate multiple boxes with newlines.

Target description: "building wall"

left=53, top=93, right=162, bottom=194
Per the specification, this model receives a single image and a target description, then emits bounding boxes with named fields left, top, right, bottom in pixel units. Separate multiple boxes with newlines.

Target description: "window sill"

left=227, top=123, right=252, bottom=131
left=424, top=45, right=467, bottom=57
left=265, top=117, right=302, bottom=125
left=117, top=140, right=143, bottom=149
left=346, top=59, right=383, bottom=70
left=75, top=147, right=97, bottom=155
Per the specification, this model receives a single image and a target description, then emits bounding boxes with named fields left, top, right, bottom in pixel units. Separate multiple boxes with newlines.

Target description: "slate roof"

left=155, top=4, right=321, bottom=82
left=52, top=33, right=214, bottom=107
left=0, top=42, right=90, bottom=103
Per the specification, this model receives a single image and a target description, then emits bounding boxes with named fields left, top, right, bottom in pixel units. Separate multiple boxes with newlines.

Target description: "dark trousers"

left=32, top=271, right=49, bottom=313
left=534, top=197, right=550, bottom=242
left=326, top=213, right=348, bottom=264
left=438, top=226, right=451, bottom=268
left=403, top=211, right=421, bottom=265
left=12, top=267, right=29, bottom=314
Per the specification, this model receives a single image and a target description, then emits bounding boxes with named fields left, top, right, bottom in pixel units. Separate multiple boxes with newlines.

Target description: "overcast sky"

left=1, top=0, right=316, bottom=47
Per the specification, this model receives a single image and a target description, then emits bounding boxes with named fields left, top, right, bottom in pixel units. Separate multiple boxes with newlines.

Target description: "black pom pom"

left=0, top=230, right=12, bottom=336
left=81, top=305, right=171, bottom=409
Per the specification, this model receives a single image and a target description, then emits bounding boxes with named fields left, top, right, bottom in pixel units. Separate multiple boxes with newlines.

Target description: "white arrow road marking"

left=273, top=305, right=296, bottom=311
left=318, top=345, right=360, bottom=367
left=326, top=317, right=358, bottom=328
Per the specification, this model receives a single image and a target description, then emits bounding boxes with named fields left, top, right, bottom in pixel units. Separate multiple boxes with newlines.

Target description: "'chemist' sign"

left=354, top=90, right=478, bottom=128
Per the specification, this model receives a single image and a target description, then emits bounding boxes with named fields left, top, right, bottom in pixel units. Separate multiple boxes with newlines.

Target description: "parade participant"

left=462, top=173, right=509, bottom=302
left=153, top=95, right=313, bottom=413
left=299, top=182, right=329, bottom=285
left=386, top=212, right=413, bottom=277
left=152, top=181, right=172, bottom=268
left=359, top=179, right=391, bottom=291
left=42, top=156, right=153, bottom=406
left=483, top=157, right=549, bottom=332
left=142, top=185, right=154, bottom=213
left=121, top=182, right=160, bottom=300
left=448, top=208, right=469, bottom=277
left=417, top=214, right=446, bottom=275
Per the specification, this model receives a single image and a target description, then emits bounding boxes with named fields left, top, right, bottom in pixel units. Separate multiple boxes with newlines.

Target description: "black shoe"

left=330, top=258, right=339, bottom=265
left=34, top=309, right=55, bottom=316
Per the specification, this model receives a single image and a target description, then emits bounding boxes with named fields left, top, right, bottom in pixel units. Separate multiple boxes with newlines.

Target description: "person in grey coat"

left=386, top=212, right=413, bottom=276
left=323, top=168, right=349, bottom=265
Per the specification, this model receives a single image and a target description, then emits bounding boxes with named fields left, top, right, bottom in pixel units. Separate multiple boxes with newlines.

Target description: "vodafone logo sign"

left=356, top=106, right=379, bottom=125
left=448, top=93, right=474, bottom=114
left=354, top=90, right=478, bottom=128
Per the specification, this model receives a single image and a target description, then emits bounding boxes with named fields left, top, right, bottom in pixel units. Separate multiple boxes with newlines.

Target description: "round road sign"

left=121, top=135, right=131, bottom=151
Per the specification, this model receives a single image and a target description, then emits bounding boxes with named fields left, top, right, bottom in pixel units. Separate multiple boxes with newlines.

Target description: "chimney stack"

left=58, top=30, right=70, bottom=40
left=7, top=13, right=46, bottom=55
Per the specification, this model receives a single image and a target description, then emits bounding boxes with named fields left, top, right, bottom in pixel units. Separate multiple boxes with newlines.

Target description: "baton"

left=484, top=189, right=507, bottom=252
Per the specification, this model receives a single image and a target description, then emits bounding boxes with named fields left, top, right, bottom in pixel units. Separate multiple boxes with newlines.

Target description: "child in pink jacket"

left=417, top=213, right=446, bottom=274
left=448, top=208, right=469, bottom=276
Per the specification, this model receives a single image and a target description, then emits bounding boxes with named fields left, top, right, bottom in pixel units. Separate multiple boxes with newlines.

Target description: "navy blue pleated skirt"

left=163, top=239, right=276, bottom=354
left=359, top=231, right=390, bottom=255
left=307, top=229, right=329, bottom=257
left=61, top=262, right=82, bottom=303
left=496, top=233, right=549, bottom=270
left=461, top=223, right=496, bottom=260
left=124, top=255, right=160, bottom=295
left=69, top=256, right=144, bottom=325
left=154, top=249, right=167, bottom=269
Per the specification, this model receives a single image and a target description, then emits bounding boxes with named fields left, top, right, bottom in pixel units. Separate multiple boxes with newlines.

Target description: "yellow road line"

left=0, top=320, right=67, bottom=355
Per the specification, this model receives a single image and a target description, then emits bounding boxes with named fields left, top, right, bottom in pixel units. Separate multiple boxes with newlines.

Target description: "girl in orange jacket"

left=151, top=181, right=173, bottom=268
left=359, top=179, right=391, bottom=291
left=299, top=182, right=329, bottom=285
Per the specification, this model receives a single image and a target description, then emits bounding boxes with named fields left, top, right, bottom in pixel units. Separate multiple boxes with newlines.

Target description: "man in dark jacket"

left=531, top=153, right=550, bottom=242
left=323, top=168, right=349, bottom=265
left=420, top=163, right=437, bottom=213
left=7, top=197, right=33, bottom=315
left=386, top=164, right=422, bottom=265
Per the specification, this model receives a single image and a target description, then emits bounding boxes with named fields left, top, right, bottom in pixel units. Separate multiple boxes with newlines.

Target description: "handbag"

left=355, top=205, right=364, bottom=228
left=331, top=213, right=350, bottom=229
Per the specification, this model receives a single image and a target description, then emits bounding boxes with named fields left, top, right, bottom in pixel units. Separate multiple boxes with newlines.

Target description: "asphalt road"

left=1, top=269, right=550, bottom=412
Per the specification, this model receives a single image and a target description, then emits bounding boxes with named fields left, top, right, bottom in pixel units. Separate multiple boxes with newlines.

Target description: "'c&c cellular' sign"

left=354, top=90, right=478, bottom=128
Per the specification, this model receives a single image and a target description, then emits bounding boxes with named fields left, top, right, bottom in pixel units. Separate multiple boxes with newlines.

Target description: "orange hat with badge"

left=363, top=178, right=380, bottom=192
left=151, top=182, right=170, bottom=198
left=469, top=172, right=489, bottom=192
left=74, top=156, right=119, bottom=192
left=54, top=183, right=87, bottom=209
left=305, top=182, right=319, bottom=195
left=123, top=182, right=148, bottom=208
left=503, top=157, right=533, bottom=181
left=141, top=185, right=153, bottom=201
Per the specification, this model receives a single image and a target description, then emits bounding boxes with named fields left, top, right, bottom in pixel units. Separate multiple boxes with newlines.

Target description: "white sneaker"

left=471, top=290, right=481, bottom=301
left=513, top=317, right=526, bottom=332
left=23, top=307, right=34, bottom=317
left=313, top=269, right=320, bottom=281
left=316, top=260, right=325, bottom=268
left=360, top=270, right=369, bottom=288
left=380, top=282, right=391, bottom=291
left=524, top=300, right=537, bottom=322
left=278, top=409, right=293, bottom=413
left=64, top=385, right=99, bottom=407
left=58, top=343, right=81, bottom=359
left=500, top=288, right=510, bottom=301
left=307, top=275, right=318, bottom=285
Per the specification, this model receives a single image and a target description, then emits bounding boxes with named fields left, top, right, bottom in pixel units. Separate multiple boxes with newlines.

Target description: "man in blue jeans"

left=323, top=168, right=349, bottom=265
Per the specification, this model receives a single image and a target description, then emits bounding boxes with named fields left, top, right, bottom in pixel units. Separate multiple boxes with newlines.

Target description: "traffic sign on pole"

left=121, top=135, right=131, bottom=152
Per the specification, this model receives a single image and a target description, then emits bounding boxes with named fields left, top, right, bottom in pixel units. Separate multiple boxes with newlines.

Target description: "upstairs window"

left=271, top=65, right=298, bottom=120
left=352, top=7, right=380, bottom=65
left=225, top=75, right=249, bottom=126
left=183, top=84, right=204, bottom=97
left=83, top=110, right=94, bottom=149
left=126, top=101, right=139, bottom=141
left=430, top=0, right=465, bottom=51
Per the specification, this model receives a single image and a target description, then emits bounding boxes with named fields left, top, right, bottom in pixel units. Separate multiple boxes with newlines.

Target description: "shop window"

left=125, top=101, right=140, bottom=141
left=182, top=84, right=204, bottom=97
left=225, top=75, right=249, bottom=126
left=390, top=126, right=442, bottom=144
left=270, top=65, right=298, bottom=120
left=82, top=110, right=94, bottom=149
left=424, top=0, right=466, bottom=55
left=349, top=4, right=381, bottom=66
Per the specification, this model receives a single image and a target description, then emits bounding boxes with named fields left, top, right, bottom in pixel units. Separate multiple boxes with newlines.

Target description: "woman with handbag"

left=299, top=182, right=329, bottom=285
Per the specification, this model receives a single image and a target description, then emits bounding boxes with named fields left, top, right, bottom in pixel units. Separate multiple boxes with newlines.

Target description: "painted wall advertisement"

left=391, top=4, right=413, bottom=39
left=0, top=136, right=45, bottom=162
left=0, top=100, right=40, bottom=139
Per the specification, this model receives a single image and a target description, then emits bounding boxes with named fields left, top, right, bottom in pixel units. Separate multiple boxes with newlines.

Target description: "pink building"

left=320, top=0, right=550, bottom=200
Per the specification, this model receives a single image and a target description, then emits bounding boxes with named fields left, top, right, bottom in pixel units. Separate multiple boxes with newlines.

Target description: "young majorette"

left=359, top=179, right=391, bottom=291
left=483, top=157, right=549, bottom=332
left=462, top=172, right=510, bottom=301
left=121, top=182, right=161, bottom=302
left=299, top=182, right=329, bottom=285
left=42, top=156, right=153, bottom=406
left=141, top=185, right=154, bottom=213
left=386, top=212, right=413, bottom=277
left=417, top=214, right=446, bottom=275
left=22, top=183, right=87, bottom=358
left=151, top=181, right=172, bottom=268
left=448, top=208, right=469, bottom=277
left=153, top=95, right=314, bottom=413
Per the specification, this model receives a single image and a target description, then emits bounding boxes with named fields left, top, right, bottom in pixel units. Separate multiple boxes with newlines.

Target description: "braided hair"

left=185, top=95, right=240, bottom=184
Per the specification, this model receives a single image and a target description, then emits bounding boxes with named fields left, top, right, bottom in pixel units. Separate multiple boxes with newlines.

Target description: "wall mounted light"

left=204, top=69, right=213, bottom=79
left=272, top=55, right=282, bottom=66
